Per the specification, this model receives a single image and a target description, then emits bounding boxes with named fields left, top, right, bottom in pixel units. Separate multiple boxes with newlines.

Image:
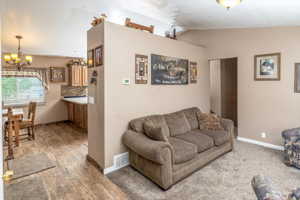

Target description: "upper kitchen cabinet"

left=69, top=65, right=88, bottom=86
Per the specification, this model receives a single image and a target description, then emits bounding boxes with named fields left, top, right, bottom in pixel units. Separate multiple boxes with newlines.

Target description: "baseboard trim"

left=86, top=155, right=104, bottom=173
left=103, top=163, right=130, bottom=175
left=237, top=137, right=284, bottom=151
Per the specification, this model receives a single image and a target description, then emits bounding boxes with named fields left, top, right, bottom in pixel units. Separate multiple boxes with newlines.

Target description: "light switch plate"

left=88, top=96, right=95, bottom=104
left=122, top=78, right=130, bottom=85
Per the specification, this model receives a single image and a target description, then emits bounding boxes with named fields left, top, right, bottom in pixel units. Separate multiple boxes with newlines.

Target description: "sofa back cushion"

left=181, top=107, right=201, bottom=130
left=144, top=121, right=169, bottom=142
left=164, top=111, right=191, bottom=136
left=130, top=115, right=170, bottom=137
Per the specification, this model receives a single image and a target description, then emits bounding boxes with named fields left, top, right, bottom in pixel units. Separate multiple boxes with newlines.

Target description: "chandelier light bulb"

left=3, top=35, right=33, bottom=70
left=217, top=0, right=242, bottom=9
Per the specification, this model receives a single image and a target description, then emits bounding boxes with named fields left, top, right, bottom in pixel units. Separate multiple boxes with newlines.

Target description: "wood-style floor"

left=4, top=122, right=128, bottom=200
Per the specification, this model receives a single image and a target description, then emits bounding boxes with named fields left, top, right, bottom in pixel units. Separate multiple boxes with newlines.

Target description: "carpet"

left=108, top=141, right=300, bottom=200
left=5, top=177, right=49, bottom=200
left=11, top=152, right=56, bottom=180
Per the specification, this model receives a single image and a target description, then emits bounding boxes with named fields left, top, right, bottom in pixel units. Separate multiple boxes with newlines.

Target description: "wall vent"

left=114, top=152, right=129, bottom=169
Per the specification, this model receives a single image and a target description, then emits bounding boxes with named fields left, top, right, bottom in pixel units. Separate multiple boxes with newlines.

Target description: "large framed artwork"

left=95, top=45, right=103, bottom=66
left=190, top=62, right=197, bottom=84
left=151, top=54, right=188, bottom=85
left=50, top=67, right=65, bottom=83
left=295, top=63, right=300, bottom=93
left=87, top=49, right=94, bottom=68
left=135, top=54, right=148, bottom=84
left=254, top=53, right=281, bottom=81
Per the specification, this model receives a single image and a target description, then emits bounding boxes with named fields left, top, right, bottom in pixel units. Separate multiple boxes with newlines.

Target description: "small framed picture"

left=295, top=63, right=300, bottom=93
left=190, top=62, right=197, bottom=84
left=135, top=54, right=148, bottom=84
left=95, top=45, right=103, bottom=66
left=87, top=49, right=94, bottom=68
left=50, top=67, right=66, bottom=83
left=254, top=53, right=281, bottom=81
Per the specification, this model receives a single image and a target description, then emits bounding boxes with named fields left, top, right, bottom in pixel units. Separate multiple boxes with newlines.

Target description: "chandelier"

left=3, top=35, right=33, bottom=70
left=216, top=0, right=242, bottom=10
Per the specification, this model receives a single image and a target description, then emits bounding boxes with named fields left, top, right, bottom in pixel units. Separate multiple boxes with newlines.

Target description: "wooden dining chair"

left=20, top=102, right=37, bottom=140
left=5, top=108, right=20, bottom=159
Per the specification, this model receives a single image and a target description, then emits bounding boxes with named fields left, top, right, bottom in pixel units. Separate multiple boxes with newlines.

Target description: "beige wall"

left=104, top=22, right=210, bottom=168
left=179, top=26, right=300, bottom=146
left=3, top=55, right=75, bottom=124
left=210, top=60, right=221, bottom=116
left=87, top=23, right=105, bottom=169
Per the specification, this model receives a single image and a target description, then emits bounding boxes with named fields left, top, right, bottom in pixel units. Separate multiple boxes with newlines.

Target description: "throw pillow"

left=143, top=121, right=169, bottom=142
left=197, top=113, right=225, bottom=131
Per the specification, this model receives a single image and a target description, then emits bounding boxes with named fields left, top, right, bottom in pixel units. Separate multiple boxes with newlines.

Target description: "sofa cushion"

left=197, top=113, right=225, bottom=131
left=165, top=112, right=191, bottom=136
left=175, top=130, right=214, bottom=153
left=130, top=115, right=170, bottom=137
left=144, top=121, right=169, bottom=142
left=199, top=129, right=231, bottom=146
left=181, top=107, right=201, bottom=130
left=168, top=137, right=197, bottom=164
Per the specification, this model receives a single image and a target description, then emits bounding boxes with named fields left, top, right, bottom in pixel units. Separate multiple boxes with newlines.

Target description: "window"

left=2, top=77, right=45, bottom=105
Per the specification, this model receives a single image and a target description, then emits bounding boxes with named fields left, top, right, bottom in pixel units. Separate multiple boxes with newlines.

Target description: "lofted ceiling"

left=2, top=0, right=300, bottom=57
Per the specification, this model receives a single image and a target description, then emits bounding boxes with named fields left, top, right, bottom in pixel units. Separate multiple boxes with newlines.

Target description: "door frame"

left=208, top=57, right=238, bottom=127
left=0, top=16, right=5, bottom=200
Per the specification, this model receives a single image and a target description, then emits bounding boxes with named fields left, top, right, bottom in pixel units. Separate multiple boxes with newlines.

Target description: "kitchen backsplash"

left=61, top=85, right=88, bottom=97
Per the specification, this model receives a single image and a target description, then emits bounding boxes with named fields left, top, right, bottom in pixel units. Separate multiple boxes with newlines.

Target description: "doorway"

left=209, top=57, right=238, bottom=135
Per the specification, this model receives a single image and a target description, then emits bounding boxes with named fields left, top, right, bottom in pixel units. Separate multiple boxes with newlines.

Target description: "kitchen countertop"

left=62, top=97, right=88, bottom=105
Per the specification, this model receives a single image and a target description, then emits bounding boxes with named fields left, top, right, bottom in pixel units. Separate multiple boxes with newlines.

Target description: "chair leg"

left=31, top=127, right=35, bottom=140
left=27, top=127, right=31, bottom=139
left=4, top=126, right=8, bottom=142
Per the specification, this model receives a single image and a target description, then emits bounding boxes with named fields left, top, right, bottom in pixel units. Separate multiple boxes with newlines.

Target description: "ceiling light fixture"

left=216, top=0, right=242, bottom=10
left=3, top=35, right=33, bottom=71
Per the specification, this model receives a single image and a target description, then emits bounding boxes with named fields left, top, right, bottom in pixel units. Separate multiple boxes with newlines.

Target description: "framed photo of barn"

left=151, top=54, right=188, bottom=85
left=135, top=54, right=148, bottom=84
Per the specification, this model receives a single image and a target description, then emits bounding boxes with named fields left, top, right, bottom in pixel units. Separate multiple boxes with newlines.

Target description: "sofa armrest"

left=251, top=175, right=284, bottom=200
left=221, top=118, right=235, bottom=148
left=123, top=130, right=173, bottom=165
left=282, top=127, right=300, bottom=142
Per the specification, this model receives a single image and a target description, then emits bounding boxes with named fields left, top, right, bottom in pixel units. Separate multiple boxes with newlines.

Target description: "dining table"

left=2, top=108, right=24, bottom=160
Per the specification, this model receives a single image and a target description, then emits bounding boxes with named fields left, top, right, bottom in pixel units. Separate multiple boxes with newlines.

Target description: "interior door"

left=220, top=57, right=238, bottom=126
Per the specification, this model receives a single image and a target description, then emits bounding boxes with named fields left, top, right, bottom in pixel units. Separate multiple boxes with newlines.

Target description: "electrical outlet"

left=261, top=132, right=267, bottom=138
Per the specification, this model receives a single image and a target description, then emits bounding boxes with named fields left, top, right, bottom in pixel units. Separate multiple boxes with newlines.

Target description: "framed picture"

left=135, top=54, right=148, bottom=84
left=95, top=45, right=103, bottom=66
left=254, top=53, right=281, bottom=81
left=87, top=49, right=94, bottom=68
left=190, top=62, right=197, bottom=84
left=151, top=54, right=189, bottom=85
left=295, top=63, right=300, bottom=93
left=50, top=67, right=65, bottom=83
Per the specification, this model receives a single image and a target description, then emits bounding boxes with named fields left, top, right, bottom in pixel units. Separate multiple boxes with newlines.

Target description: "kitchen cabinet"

left=66, top=102, right=87, bottom=130
left=63, top=97, right=88, bottom=131
left=69, top=65, right=88, bottom=86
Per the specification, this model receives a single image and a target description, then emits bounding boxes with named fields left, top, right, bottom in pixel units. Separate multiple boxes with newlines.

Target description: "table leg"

left=14, top=121, right=20, bottom=147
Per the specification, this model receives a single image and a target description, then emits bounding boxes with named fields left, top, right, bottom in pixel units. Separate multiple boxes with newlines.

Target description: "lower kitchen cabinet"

left=67, top=102, right=87, bottom=130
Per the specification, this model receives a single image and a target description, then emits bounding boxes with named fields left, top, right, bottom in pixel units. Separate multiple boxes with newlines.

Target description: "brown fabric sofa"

left=123, top=107, right=234, bottom=190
